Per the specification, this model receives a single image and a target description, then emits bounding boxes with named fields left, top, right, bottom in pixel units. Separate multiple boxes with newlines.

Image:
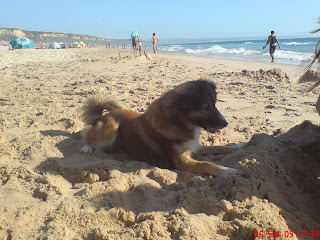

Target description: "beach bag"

left=271, top=36, right=277, bottom=46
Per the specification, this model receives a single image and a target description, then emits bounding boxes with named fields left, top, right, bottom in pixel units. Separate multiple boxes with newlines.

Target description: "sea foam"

left=283, top=41, right=312, bottom=46
left=185, top=45, right=259, bottom=56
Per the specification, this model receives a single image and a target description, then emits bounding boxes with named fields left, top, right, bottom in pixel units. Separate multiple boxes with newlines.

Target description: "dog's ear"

left=164, top=81, right=204, bottom=112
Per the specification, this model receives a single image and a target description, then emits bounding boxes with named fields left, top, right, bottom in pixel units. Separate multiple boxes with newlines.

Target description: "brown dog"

left=81, top=78, right=242, bottom=177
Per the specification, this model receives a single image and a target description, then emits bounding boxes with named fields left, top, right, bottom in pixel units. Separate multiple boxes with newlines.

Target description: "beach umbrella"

left=10, top=37, right=35, bottom=49
left=130, top=30, right=139, bottom=39
left=79, top=41, right=85, bottom=48
left=49, top=42, right=61, bottom=49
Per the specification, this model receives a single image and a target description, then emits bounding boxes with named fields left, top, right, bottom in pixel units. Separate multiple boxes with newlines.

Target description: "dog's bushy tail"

left=81, top=95, right=126, bottom=126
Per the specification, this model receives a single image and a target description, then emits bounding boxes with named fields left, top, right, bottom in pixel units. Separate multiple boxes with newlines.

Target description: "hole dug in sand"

left=33, top=121, right=320, bottom=239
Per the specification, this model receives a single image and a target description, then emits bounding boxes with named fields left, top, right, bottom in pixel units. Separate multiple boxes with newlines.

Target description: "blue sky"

left=1, top=0, right=319, bottom=41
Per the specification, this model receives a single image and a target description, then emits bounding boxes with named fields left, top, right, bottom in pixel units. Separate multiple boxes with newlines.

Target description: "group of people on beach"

left=130, top=30, right=279, bottom=62
left=131, top=33, right=159, bottom=56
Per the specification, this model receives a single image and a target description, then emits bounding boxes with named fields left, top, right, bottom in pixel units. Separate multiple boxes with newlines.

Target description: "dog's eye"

left=202, top=104, right=211, bottom=111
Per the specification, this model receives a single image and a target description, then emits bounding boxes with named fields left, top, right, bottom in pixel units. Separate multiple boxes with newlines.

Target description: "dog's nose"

left=221, top=118, right=228, bottom=128
left=218, top=112, right=228, bottom=128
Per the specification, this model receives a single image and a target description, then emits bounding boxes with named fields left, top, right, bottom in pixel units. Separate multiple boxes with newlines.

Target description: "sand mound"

left=27, top=121, right=319, bottom=239
left=211, top=68, right=290, bottom=83
left=298, top=69, right=320, bottom=83
left=123, top=54, right=153, bottom=64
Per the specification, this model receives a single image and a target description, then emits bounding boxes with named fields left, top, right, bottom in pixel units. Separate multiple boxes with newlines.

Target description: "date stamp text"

left=254, top=230, right=319, bottom=238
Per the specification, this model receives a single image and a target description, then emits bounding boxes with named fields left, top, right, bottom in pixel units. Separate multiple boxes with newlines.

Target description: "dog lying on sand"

left=81, top=78, right=243, bottom=177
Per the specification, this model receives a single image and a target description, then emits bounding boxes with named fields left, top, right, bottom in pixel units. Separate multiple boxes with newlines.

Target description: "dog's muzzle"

left=205, top=111, right=228, bottom=134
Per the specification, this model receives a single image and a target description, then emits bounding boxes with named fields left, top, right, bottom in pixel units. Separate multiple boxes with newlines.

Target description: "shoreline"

left=157, top=50, right=314, bottom=66
left=150, top=50, right=310, bottom=83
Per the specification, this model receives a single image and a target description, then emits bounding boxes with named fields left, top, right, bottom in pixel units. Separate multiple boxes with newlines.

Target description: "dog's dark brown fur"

left=81, top=78, right=241, bottom=177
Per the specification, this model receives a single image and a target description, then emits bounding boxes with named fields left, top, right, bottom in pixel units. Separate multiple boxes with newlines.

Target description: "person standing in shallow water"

left=152, top=33, right=159, bottom=53
left=263, top=30, right=281, bottom=62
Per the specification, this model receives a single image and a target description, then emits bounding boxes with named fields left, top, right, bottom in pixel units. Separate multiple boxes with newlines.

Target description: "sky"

left=1, top=0, right=319, bottom=41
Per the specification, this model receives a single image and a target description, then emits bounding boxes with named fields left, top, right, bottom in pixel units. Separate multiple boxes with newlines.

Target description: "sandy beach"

left=0, top=46, right=319, bottom=239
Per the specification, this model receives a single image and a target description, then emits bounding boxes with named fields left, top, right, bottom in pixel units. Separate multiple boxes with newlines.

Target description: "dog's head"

left=163, top=78, right=228, bottom=133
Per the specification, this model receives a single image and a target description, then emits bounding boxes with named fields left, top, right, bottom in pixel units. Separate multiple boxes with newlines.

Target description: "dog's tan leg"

left=197, top=142, right=248, bottom=155
left=81, top=126, right=96, bottom=154
left=197, top=146, right=234, bottom=155
left=81, top=117, right=119, bottom=154
left=173, top=150, right=241, bottom=177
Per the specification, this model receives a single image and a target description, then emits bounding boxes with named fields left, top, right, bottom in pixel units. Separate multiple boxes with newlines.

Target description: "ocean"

left=145, top=37, right=319, bottom=65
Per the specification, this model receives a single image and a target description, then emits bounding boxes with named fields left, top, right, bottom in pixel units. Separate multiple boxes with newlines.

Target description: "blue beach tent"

left=9, top=37, right=35, bottom=49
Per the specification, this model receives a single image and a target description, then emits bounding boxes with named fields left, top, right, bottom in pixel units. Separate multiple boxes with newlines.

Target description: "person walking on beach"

left=132, top=34, right=139, bottom=56
left=152, top=33, right=159, bottom=53
left=138, top=38, right=143, bottom=55
left=263, top=30, right=281, bottom=62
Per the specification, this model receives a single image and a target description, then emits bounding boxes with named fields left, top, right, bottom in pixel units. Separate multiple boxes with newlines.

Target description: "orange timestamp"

left=254, top=230, right=319, bottom=238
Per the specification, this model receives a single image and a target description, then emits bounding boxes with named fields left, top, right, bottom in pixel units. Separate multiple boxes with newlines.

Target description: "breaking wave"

left=184, top=45, right=259, bottom=56
left=283, top=41, right=313, bottom=46
left=273, top=50, right=313, bottom=61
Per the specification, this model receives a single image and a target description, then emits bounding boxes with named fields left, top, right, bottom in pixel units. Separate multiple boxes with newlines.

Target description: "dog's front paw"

left=219, top=167, right=242, bottom=178
left=81, top=145, right=94, bottom=154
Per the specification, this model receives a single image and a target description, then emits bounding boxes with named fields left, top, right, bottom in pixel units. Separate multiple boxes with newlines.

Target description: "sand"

left=0, top=46, right=319, bottom=240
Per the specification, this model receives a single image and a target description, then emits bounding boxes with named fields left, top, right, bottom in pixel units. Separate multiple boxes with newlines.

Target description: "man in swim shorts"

left=263, top=30, right=281, bottom=62
left=152, top=33, right=159, bottom=53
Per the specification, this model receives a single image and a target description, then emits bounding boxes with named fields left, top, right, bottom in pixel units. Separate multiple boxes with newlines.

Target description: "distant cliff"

left=0, top=28, right=111, bottom=45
